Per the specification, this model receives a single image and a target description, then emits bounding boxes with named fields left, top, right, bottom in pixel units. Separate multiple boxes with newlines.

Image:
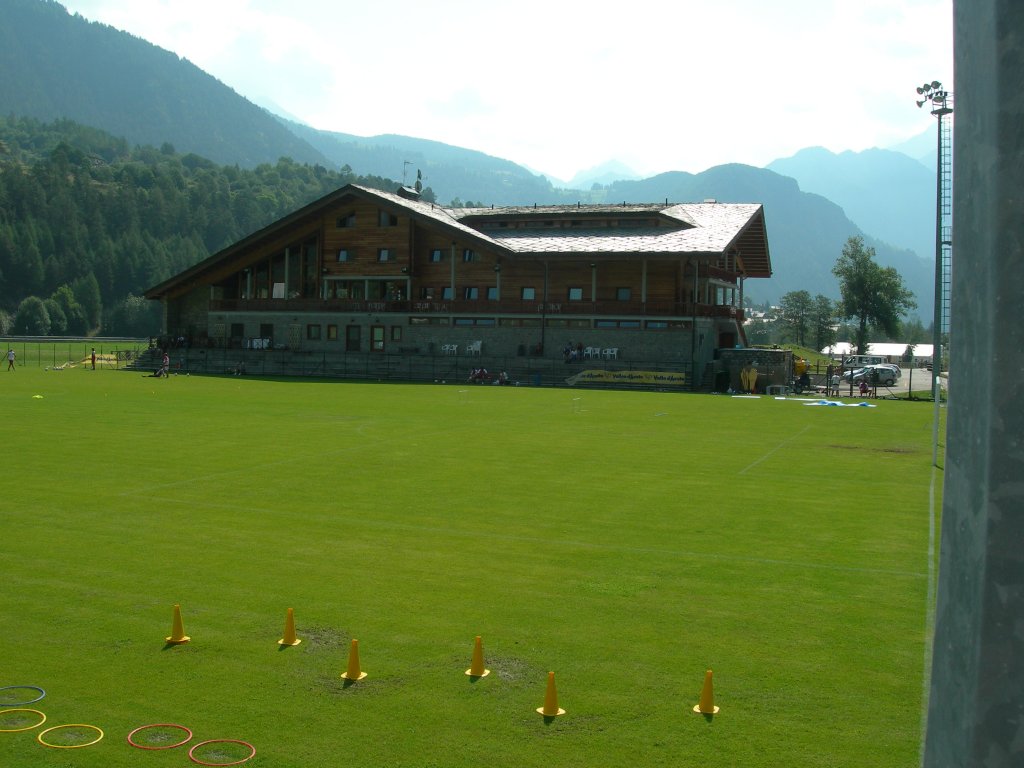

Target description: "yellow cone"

left=340, top=638, right=367, bottom=681
left=536, top=671, right=565, bottom=716
left=165, top=604, right=190, bottom=644
left=465, top=635, right=490, bottom=677
left=692, top=669, right=720, bottom=714
left=278, top=608, right=301, bottom=646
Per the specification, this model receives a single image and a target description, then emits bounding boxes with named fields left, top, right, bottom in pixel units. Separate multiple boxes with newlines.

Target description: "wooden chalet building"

left=145, top=183, right=772, bottom=382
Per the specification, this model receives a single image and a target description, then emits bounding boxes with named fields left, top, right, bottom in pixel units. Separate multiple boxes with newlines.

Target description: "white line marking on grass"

left=738, top=424, right=813, bottom=475
left=145, top=495, right=928, bottom=580
left=919, top=463, right=940, bottom=763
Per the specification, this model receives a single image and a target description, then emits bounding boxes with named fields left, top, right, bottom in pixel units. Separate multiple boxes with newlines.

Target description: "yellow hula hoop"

left=37, top=723, right=104, bottom=748
left=0, top=708, right=46, bottom=732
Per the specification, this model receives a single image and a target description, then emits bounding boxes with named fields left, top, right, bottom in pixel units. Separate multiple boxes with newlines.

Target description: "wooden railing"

left=209, top=298, right=744, bottom=321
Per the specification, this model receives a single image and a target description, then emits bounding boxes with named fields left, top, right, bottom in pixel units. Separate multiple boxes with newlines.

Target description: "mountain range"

left=0, top=0, right=936, bottom=319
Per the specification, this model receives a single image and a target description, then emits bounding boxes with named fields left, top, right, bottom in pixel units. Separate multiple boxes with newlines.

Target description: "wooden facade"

left=146, top=184, right=771, bottom=370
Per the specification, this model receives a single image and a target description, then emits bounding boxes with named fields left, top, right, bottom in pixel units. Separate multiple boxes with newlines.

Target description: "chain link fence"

left=1, top=337, right=150, bottom=369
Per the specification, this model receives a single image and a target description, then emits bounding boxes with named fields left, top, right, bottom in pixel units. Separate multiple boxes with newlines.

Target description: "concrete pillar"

left=923, top=3, right=1024, bottom=766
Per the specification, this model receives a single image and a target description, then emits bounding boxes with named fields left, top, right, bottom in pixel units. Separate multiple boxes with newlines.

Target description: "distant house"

left=145, top=184, right=771, bottom=376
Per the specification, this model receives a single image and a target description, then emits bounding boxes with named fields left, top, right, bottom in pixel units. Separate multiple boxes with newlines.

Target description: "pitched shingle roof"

left=146, top=185, right=770, bottom=298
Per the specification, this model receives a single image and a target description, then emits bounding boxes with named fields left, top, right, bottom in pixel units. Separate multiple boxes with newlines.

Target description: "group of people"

left=468, top=367, right=509, bottom=385
left=563, top=341, right=584, bottom=362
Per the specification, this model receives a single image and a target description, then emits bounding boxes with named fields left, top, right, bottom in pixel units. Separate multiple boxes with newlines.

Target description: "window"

left=336, top=212, right=355, bottom=228
left=596, top=319, right=641, bottom=329
left=616, top=287, right=632, bottom=301
left=379, top=210, right=398, bottom=227
left=464, top=287, right=479, bottom=300
left=306, top=324, right=321, bottom=340
left=337, top=249, right=350, bottom=262
left=391, top=326, right=402, bottom=341
left=429, top=249, right=443, bottom=262
left=486, top=286, right=498, bottom=300
left=521, top=287, right=536, bottom=300
left=377, top=248, right=392, bottom=262
left=442, top=287, right=453, bottom=300
left=568, top=287, right=583, bottom=301
left=462, top=249, right=476, bottom=262
left=327, top=324, right=339, bottom=340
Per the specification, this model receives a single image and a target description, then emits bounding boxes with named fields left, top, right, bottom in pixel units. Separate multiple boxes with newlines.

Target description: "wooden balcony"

left=209, top=298, right=744, bottom=321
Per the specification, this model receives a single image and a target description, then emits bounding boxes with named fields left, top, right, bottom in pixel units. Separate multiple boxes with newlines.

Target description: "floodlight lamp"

left=931, top=80, right=941, bottom=89
left=916, top=87, right=925, bottom=94
left=916, top=100, right=926, bottom=108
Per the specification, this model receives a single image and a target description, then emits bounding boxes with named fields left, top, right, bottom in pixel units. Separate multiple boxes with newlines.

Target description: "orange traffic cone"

left=536, top=671, right=565, bottom=716
left=692, top=669, right=720, bottom=714
left=340, top=639, right=367, bottom=681
left=278, top=608, right=301, bottom=646
left=165, top=604, right=190, bottom=644
left=465, top=635, right=490, bottom=677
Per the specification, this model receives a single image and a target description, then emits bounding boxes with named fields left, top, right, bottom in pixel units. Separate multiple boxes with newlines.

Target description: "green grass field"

left=1, top=364, right=941, bottom=767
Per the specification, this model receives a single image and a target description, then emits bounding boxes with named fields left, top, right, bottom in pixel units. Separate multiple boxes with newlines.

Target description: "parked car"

left=842, top=364, right=900, bottom=386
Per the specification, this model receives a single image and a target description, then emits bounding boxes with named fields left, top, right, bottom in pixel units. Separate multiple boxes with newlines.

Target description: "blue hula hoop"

left=0, top=686, right=45, bottom=707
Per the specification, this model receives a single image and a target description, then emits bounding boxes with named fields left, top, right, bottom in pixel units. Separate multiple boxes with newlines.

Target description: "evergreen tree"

left=778, top=290, right=812, bottom=346
left=72, top=273, right=103, bottom=330
left=810, top=294, right=837, bottom=352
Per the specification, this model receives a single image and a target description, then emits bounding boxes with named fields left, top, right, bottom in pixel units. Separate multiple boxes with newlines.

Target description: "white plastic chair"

left=602, top=348, right=618, bottom=360
left=584, top=346, right=600, bottom=359
left=442, top=344, right=458, bottom=355
left=465, top=340, right=482, bottom=356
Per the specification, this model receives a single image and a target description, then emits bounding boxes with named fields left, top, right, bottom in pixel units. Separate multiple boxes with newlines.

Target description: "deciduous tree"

left=832, top=236, right=916, bottom=354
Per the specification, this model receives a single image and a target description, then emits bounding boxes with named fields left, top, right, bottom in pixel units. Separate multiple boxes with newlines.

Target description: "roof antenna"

left=403, top=160, right=412, bottom=185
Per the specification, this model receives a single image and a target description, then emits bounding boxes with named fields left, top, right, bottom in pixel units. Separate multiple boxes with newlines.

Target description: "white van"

left=842, top=354, right=884, bottom=368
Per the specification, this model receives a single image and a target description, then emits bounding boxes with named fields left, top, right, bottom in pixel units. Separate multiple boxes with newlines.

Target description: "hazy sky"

left=58, top=0, right=953, bottom=181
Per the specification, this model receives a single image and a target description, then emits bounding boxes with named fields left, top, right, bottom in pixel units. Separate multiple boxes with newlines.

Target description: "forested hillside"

left=0, top=116, right=407, bottom=336
left=0, top=0, right=328, bottom=168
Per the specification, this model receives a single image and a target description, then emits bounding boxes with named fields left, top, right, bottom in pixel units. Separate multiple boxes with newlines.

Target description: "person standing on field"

left=91, top=348, right=97, bottom=370
left=6, top=348, right=14, bottom=371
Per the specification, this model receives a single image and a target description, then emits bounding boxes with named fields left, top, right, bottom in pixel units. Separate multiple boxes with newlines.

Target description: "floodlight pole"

left=917, top=81, right=953, bottom=467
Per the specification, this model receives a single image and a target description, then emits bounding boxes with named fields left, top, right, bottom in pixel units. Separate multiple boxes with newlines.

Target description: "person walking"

left=6, top=348, right=14, bottom=371
left=91, top=348, right=97, bottom=370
